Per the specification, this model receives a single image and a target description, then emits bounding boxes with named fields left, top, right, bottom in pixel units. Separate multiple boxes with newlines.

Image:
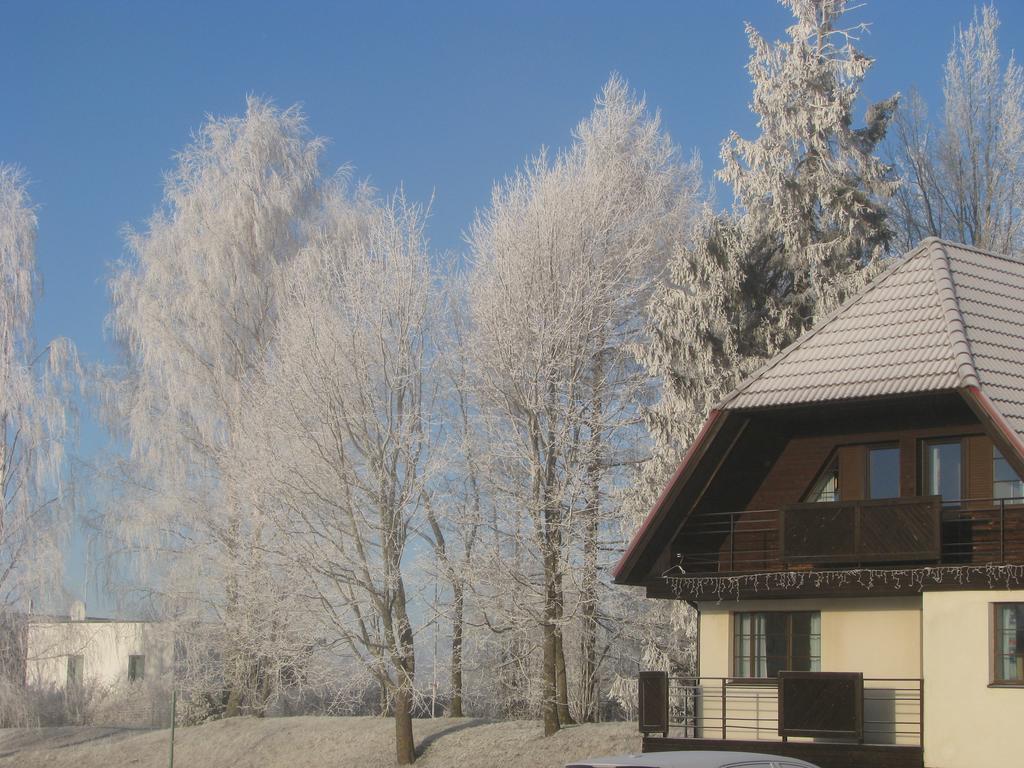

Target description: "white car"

left=565, top=751, right=822, bottom=768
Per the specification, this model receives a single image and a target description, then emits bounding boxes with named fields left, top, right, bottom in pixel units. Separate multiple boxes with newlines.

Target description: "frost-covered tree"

left=632, top=0, right=898, bottom=511
left=891, top=4, right=1024, bottom=253
left=230, top=192, right=434, bottom=764
left=0, top=166, right=79, bottom=717
left=466, top=75, right=698, bottom=734
left=425, top=282, right=485, bottom=719
left=105, top=98, right=324, bottom=716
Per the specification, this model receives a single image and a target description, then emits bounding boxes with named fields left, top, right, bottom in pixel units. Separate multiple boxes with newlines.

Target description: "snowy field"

left=0, top=717, right=639, bottom=768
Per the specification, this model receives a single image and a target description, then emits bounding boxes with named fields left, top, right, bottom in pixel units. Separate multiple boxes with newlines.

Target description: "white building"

left=25, top=601, right=173, bottom=690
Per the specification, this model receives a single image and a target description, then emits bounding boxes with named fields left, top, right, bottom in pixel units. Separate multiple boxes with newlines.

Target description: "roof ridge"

left=918, top=235, right=1022, bottom=265
left=718, top=243, right=930, bottom=409
left=927, top=240, right=980, bottom=388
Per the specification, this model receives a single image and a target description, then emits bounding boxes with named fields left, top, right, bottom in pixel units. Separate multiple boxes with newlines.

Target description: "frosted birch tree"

left=890, top=4, right=1024, bottom=253
left=424, top=282, right=485, bottom=719
left=0, top=167, right=78, bottom=705
left=230, top=192, right=435, bottom=764
left=466, top=75, right=699, bottom=734
left=632, top=0, right=898, bottom=514
left=105, top=98, right=324, bottom=715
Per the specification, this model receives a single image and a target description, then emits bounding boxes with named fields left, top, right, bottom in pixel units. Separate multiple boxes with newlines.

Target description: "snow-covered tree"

left=890, top=4, right=1024, bottom=253
left=632, top=0, right=898, bottom=512
left=105, top=98, right=324, bottom=716
left=0, top=166, right=79, bottom=717
left=230, top=191, right=435, bottom=764
left=466, top=75, right=699, bottom=734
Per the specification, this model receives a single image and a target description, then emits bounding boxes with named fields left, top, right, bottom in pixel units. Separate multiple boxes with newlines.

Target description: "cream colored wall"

left=922, top=590, right=1024, bottom=768
left=26, top=621, right=173, bottom=689
left=696, top=596, right=923, bottom=745
left=699, top=596, right=922, bottom=677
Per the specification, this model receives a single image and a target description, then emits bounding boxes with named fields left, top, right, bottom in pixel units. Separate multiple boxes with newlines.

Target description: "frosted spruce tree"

left=106, top=99, right=324, bottom=717
left=891, top=4, right=1024, bottom=253
left=632, top=0, right=898, bottom=526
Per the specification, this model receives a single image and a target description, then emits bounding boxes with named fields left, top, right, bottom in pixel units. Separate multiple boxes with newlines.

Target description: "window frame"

left=731, top=610, right=821, bottom=682
left=802, top=452, right=840, bottom=503
left=128, top=654, right=146, bottom=683
left=991, top=602, right=1024, bottom=687
left=866, top=442, right=900, bottom=500
left=921, top=437, right=966, bottom=503
left=67, top=654, right=84, bottom=687
left=993, top=447, right=1024, bottom=503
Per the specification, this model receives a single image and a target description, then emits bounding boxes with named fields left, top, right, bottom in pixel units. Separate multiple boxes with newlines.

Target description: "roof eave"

left=612, top=409, right=727, bottom=585
left=961, top=385, right=1024, bottom=480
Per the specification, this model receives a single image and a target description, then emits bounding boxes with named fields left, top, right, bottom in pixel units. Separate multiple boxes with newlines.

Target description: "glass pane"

left=994, top=448, right=1024, bottom=501
left=869, top=446, right=900, bottom=499
left=927, top=442, right=961, bottom=501
left=806, top=458, right=839, bottom=502
left=996, top=604, right=1024, bottom=683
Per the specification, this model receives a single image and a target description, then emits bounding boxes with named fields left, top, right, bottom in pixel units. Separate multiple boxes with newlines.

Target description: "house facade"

left=25, top=601, right=173, bottom=691
left=615, top=240, right=1024, bottom=768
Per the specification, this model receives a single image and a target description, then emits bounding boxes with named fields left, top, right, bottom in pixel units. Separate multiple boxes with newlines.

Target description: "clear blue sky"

left=3, top=0, right=1020, bottom=614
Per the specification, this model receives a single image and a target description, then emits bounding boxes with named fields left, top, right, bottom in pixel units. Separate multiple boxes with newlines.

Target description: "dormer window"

left=868, top=444, right=900, bottom=499
left=804, top=444, right=902, bottom=503
left=924, top=439, right=962, bottom=501
left=805, top=456, right=839, bottom=502
left=994, top=448, right=1024, bottom=501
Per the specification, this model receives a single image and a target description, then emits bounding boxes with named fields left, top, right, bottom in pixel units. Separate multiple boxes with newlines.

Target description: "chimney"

left=70, top=600, right=86, bottom=622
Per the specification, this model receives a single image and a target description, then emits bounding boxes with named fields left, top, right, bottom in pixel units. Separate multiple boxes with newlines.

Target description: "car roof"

left=564, top=751, right=820, bottom=768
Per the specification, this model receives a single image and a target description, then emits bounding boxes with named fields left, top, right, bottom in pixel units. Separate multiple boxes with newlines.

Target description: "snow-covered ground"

left=0, top=716, right=640, bottom=768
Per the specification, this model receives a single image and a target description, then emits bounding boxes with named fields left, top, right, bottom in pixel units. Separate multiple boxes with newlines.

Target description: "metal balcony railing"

left=639, top=673, right=923, bottom=748
left=674, top=496, right=1024, bottom=575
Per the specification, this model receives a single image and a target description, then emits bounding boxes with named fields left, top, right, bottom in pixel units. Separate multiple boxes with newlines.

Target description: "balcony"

left=669, top=496, right=1024, bottom=596
left=638, top=672, right=924, bottom=768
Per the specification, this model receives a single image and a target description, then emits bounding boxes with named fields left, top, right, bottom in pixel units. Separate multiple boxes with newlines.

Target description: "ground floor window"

left=128, top=654, right=146, bottom=682
left=67, top=655, right=84, bottom=687
left=733, top=611, right=821, bottom=678
left=994, top=603, right=1024, bottom=684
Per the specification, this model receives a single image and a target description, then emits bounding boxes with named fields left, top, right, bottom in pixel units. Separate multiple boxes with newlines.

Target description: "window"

left=733, top=611, right=820, bottom=678
left=994, top=448, right=1024, bottom=501
left=994, top=604, right=1024, bottom=684
left=128, top=654, right=146, bottom=682
left=868, top=445, right=900, bottom=499
left=67, top=655, right=84, bottom=687
left=924, top=440, right=962, bottom=501
left=805, top=457, right=839, bottom=503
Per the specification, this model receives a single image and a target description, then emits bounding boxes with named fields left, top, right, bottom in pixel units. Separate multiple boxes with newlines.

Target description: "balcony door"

left=924, top=439, right=962, bottom=502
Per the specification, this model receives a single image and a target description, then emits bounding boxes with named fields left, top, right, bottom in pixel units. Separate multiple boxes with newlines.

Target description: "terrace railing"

left=675, top=496, right=1024, bottom=575
left=639, top=672, right=923, bottom=748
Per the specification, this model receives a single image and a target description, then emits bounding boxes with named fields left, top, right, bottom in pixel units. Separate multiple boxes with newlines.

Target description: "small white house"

left=25, top=601, right=173, bottom=690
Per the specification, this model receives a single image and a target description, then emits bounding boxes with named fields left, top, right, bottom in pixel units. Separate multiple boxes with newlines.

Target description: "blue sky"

left=3, top=0, right=1021, bottom=614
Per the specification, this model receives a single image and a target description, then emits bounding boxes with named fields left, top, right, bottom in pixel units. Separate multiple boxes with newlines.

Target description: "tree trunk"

left=542, top=614, right=559, bottom=736
left=580, top=507, right=599, bottom=722
left=449, top=582, right=465, bottom=718
left=542, top=538, right=560, bottom=736
left=580, top=349, right=605, bottom=723
left=394, top=682, right=417, bottom=764
left=554, top=604, right=575, bottom=726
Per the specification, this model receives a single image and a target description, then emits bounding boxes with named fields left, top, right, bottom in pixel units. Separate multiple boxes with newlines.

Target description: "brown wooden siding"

left=748, top=423, right=987, bottom=512
left=668, top=410, right=1021, bottom=590
left=966, top=433, right=994, bottom=499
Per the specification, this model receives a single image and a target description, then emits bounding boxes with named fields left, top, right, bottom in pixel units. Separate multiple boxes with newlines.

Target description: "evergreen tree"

left=631, top=0, right=898, bottom=519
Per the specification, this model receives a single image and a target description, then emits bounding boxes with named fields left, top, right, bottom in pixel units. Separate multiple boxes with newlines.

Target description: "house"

left=614, top=239, right=1024, bottom=768
left=25, top=601, right=173, bottom=691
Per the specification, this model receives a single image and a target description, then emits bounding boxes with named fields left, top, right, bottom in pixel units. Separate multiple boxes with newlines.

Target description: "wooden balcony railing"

left=675, top=496, right=1024, bottom=575
left=639, top=672, right=923, bottom=747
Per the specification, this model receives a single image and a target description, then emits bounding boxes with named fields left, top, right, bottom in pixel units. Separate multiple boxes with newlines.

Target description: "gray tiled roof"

left=720, top=239, right=1024, bottom=439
